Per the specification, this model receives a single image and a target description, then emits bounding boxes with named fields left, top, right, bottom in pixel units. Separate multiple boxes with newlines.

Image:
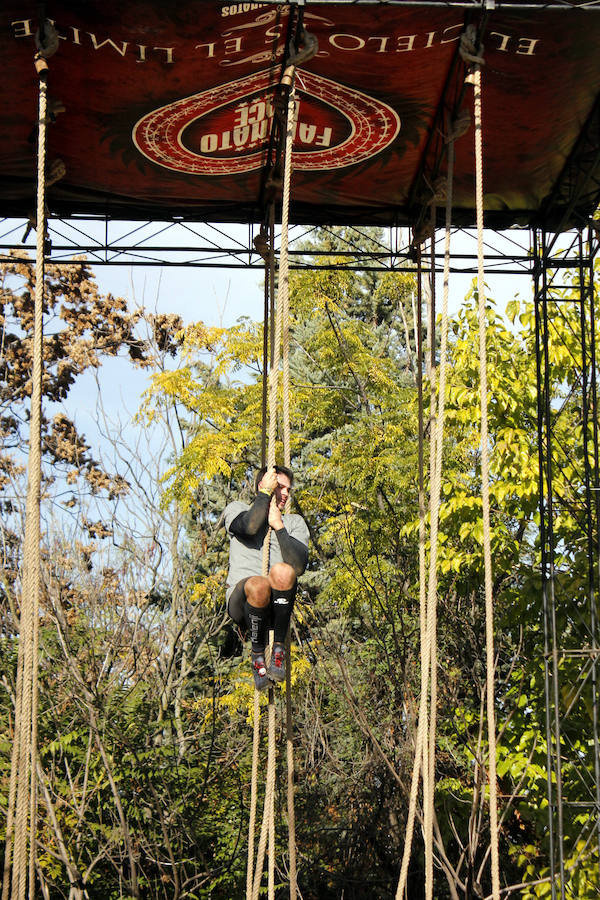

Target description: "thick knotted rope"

left=396, top=134, right=455, bottom=899
left=397, top=26, right=502, bottom=897
left=472, top=62, right=501, bottom=900
left=248, top=65, right=298, bottom=900
left=3, top=51, right=49, bottom=900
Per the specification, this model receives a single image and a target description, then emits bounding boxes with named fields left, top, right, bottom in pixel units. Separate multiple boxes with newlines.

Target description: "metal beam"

left=0, top=217, right=536, bottom=274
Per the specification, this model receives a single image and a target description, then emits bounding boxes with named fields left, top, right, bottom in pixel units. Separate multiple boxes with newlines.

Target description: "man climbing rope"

left=224, top=465, right=309, bottom=691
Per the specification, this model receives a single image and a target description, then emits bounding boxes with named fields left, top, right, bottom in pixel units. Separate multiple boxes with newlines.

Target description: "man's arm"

left=228, top=492, right=270, bottom=537
left=269, top=503, right=309, bottom=576
left=273, top=527, right=309, bottom=576
left=228, top=467, right=279, bottom=537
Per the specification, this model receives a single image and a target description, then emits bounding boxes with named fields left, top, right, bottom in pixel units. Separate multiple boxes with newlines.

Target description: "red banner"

left=1, top=2, right=599, bottom=226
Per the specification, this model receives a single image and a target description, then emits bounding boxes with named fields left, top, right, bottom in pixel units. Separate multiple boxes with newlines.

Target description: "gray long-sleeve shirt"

left=223, top=494, right=309, bottom=600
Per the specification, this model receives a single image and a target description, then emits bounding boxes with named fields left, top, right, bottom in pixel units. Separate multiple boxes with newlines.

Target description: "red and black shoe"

left=251, top=652, right=269, bottom=692
left=268, top=643, right=286, bottom=683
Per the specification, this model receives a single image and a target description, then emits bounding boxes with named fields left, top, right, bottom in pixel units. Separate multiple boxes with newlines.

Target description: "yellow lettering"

left=233, top=125, right=250, bottom=146
left=396, top=34, right=417, bottom=52
left=224, top=36, right=243, bottom=54
left=329, top=33, right=365, bottom=51
left=201, top=134, right=218, bottom=153
left=248, top=99, right=266, bottom=125
left=88, top=33, right=129, bottom=55
left=11, top=19, right=34, bottom=38
left=315, top=128, right=332, bottom=148
left=299, top=123, right=316, bottom=144
left=153, top=46, right=174, bottom=63
left=490, top=31, right=511, bottom=52
left=441, top=24, right=462, bottom=44
left=367, top=36, right=390, bottom=53
left=223, top=2, right=269, bottom=16
left=251, top=120, right=268, bottom=142
left=265, top=24, right=283, bottom=41
left=516, top=37, right=539, bottom=55
left=195, top=42, right=216, bottom=58
left=235, top=103, right=249, bottom=128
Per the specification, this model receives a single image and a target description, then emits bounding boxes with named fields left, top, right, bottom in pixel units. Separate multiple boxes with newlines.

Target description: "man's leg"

left=242, top=575, right=272, bottom=691
left=223, top=579, right=249, bottom=658
left=267, top=562, right=297, bottom=682
left=243, top=575, right=272, bottom=653
left=227, top=579, right=248, bottom=627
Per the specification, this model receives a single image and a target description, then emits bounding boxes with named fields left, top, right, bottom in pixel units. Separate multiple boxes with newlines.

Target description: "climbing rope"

left=3, top=37, right=53, bottom=900
left=459, top=24, right=501, bottom=897
left=395, top=243, right=428, bottom=898
left=246, top=688, right=261, bottom=900
left=246, top=10, right=317, bottom=894
left=472, top=59, right=501, bottom=900
left=397, top=31, right=489, bottom=894
left=248, top=58, right=301, bottom=900
left=396, top=137, right=454, bottom=898
left=397, top=27, right=500, bottom=899
left=280, top=66, right=298, bottom=899
left=251, top=87, right=287, bottom=893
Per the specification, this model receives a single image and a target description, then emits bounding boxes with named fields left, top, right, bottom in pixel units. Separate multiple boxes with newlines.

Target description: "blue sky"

left=1, top=218, right=534, bottom=548
left=3, top=217, right=534, bottom=476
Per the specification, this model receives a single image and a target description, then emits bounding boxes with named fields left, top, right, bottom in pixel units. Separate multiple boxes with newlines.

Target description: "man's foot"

left=251, top=652, right=270, bottom=691
left=268, top=643, right=286, bottom=683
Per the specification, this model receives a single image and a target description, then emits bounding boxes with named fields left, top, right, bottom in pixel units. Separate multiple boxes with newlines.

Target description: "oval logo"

left=132, top=69, right=400, bottom=176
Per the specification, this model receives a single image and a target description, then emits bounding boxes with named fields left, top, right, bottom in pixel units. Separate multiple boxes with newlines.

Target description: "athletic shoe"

left=251, top=652, right=270, bottom=691
left=268, top=643, right=286, bottom=683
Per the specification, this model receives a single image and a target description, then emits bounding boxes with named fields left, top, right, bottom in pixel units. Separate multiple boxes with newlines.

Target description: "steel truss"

left=534, top=223, right=600, bottom=899
left=0, top=215, right=536, bottom=275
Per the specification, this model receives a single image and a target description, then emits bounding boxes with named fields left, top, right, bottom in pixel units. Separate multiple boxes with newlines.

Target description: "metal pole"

left=581, top=224, right=600, bottom=864
left=534, top=227, right=564, bottom=899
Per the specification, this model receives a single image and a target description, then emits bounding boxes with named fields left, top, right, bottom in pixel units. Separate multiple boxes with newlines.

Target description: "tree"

left=145, top=235, right=599, bottom=897
left=3, top=232, right=597, bottom=898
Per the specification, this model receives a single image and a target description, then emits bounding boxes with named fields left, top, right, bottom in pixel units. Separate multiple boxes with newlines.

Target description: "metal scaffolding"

left=0, top=215, right=535, bottom=275
left=534, top=223, right=600, bottom=899
left=2, top=210, right=599, bottom=893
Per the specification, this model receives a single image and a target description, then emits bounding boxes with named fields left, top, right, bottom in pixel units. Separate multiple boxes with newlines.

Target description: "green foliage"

left=2, top=229, right=599, bottom=899
left=135, top=241, right=600, bottom=898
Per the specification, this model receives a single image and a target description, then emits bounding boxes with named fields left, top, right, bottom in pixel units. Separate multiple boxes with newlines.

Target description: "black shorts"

left=227, top=576, right=297, bottom=626
left=227, top=578, right=250, bottom=625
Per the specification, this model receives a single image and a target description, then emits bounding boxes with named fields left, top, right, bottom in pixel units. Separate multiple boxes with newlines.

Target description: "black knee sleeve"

left=244, top=601, right=270, bottom=654
left=271, top=584, right=296, bottom=644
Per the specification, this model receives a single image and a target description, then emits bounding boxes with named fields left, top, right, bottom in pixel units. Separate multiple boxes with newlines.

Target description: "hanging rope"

left=3, top=41, right=53, bottom=900
left=472, top=57, right=501, bottom=900
left=395, top=243, right=429, bottom=898
left=396, top=96, right=463, bottom=900
left=246, top=686, right=260, bottom=899
left=246, top=12, right=316, bottom=894
left=459, top=23, right=501, bottom=897
left=251, top=97, right=286, bottom=894
left=396, top=21, right=504, bottom=896
left=248, top=61, right=300, bottom=900
left=279, top=66, right=298, bottom=900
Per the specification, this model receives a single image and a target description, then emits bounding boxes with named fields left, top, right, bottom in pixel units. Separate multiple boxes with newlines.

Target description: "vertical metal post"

left=534, top=228, right=561, bottom=900
left=536, top=224, right=600, bottom=898
left=582, top=224, right=600, bottom=866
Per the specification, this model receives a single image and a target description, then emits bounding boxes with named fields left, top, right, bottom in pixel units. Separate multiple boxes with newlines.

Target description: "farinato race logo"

left=132, top=69, right=401, bottom=176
